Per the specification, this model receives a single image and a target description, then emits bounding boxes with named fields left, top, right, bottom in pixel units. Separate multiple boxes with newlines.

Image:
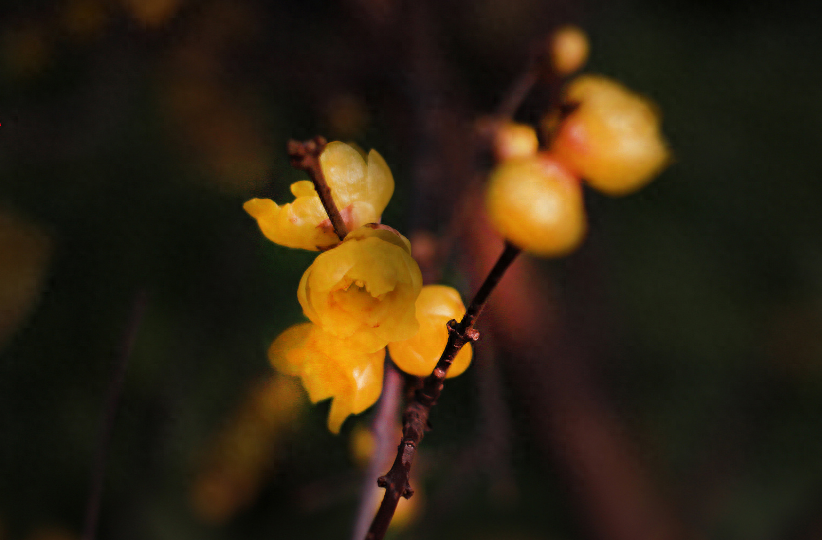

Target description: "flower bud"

left=485, top=154, right=586, bottom=257
left=549, top=25, right=589, bottom=76
left=298, top=224, right=422, bottom=351
left=388, top=285, right=473, bottom=378
left=244, top=141, right=395, bottom=250
left=550, top=75, right=670, bottom=196
left=492, top=122, right=539, bottom=162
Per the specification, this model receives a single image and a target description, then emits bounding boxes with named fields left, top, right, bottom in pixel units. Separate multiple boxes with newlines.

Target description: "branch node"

left=402, top=484, right=414, bottom=499
left=365, top=243, right=520, bottom=540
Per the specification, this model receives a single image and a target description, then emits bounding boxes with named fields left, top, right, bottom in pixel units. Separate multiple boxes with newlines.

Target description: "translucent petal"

left=349, top=355, right=385, bottom=413
left=243, top=197, right=338, bottom=251
left=365, top=149, right=394, bottom=214
left=320, top=141, right=367, bottom=207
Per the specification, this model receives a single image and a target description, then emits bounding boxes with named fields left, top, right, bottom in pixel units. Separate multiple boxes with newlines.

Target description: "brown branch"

left=351, top=362, right=404, bottom=540
left=365, top=242, right=521, bottom=540
left=494, top=34, right=560, bottom=120
left=287, top=136, right=348, bottom=240
left=82, top=290, right=148, bottom=540
left=495, top=68, right=540, bottom=120
left=458, top=190, right=689, bottom=540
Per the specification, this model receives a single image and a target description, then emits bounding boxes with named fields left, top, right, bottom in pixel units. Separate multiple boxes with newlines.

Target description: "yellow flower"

left=550, top=74, right=670, bottom=196
left=269, top=322, right=385, bottom=433
left=388, top=285, right=473, bottom=378
left=485, top=153, right=587, bottom=257
left=244, top=141, right=395, bottom=250
left=298, top=224, right=422, bottom=352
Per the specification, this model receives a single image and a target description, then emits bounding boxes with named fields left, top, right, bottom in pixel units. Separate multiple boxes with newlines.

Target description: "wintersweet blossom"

left=550, top=75, right=670, bottom=196
left=269, top=322, right=384, bottom=433
left=298, top=224, right=422, bottom=352
left=388, top=285, right=473, bottom=378
left=243, top=141, right=395, bottom=251
left=485, top=154, right=587, bottom=257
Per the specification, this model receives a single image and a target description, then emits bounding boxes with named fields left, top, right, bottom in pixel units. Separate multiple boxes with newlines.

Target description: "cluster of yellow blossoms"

left=486, top=27, right=670, bottom=256
left=245, top=27, right=668, bottom=434
left=245, top=142, right=471, bottom=433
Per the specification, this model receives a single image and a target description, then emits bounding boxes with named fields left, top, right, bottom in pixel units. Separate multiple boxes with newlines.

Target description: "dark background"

left=2, top=0, right=822, bottom=539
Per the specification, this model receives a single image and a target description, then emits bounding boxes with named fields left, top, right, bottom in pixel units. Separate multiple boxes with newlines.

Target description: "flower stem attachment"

left=287, top=136, right=349, bottom=240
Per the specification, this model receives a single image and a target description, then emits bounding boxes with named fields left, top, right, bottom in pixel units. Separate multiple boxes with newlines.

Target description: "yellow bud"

left=268, top=322, right=385, bottom=434
left=550, top=74, right=670, bottom=196
left=549, top=25, right=589, bottom=76
left=388, top=285, right=472, bottom=378
left=485, top=154, right=586, bottom=257
left=298, top=225, right=422, bottom=352
left=244, top=141, right=395, bottom=250
left=493, top=122, right=539, bottom=162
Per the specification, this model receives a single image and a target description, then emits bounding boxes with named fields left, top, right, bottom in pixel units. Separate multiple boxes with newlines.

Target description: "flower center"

left=331, top=278, right=381, bottom=314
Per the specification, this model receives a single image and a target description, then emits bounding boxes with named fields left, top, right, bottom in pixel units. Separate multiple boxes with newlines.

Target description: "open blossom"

left=269, top=322, right=384, bottom=433
left=388, top=285, right=473, bottom=378
left=298, top=224, right=422, bottom=352
left=243, top=141, right=395, bottom=251
left=550, top=74, right=670, bottom=196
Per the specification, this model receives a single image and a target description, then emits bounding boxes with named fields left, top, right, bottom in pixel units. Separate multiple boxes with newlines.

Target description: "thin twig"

left=82, top=290, right=148, bottom=540
left=365, top=242, right=521, bottom=540
left=287, top=136, right=348, bottom=240
left=495, top=68, right=540, bottom=120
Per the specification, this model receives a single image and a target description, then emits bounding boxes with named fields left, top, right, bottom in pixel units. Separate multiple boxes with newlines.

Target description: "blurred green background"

left=2, top=0, right=822, bottom=539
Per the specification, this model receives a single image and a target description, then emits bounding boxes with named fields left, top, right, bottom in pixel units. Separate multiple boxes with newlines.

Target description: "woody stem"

left=287, top=136, right=349, bottom=240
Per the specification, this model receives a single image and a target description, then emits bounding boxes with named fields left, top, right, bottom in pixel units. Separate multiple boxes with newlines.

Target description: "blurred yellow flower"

left=121, top=0, right=181, bottom=27
left=190, top=376, right=304, bottom=523
left=388, top=285, right=473, bottom=378
left=485, top=153, right=587, bottom=257
left=269, top=322, right=385, bottom=433
left=0, top=208, right=51, bottom=351
left=244, top=141, right=394, bottom=251
left=298, top=224, right=422, bottom=352
left=550, top=74, right=670, bottom=196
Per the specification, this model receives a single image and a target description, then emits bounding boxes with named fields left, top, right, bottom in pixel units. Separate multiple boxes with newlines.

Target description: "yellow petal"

left=388, top=285, right=472, bottom=378
left=245, top=142, right=396, bottom=251
left=365, top=149, right=394, bottom=214
left=319, top=141, right=367, bottom=207
left=268, top=322, right=313, bottom=376
left=290, top=180, right=316, bottom=198
left=349, top=354, right=385, bottom=413
left=327, top=394, right=351, bottom=434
